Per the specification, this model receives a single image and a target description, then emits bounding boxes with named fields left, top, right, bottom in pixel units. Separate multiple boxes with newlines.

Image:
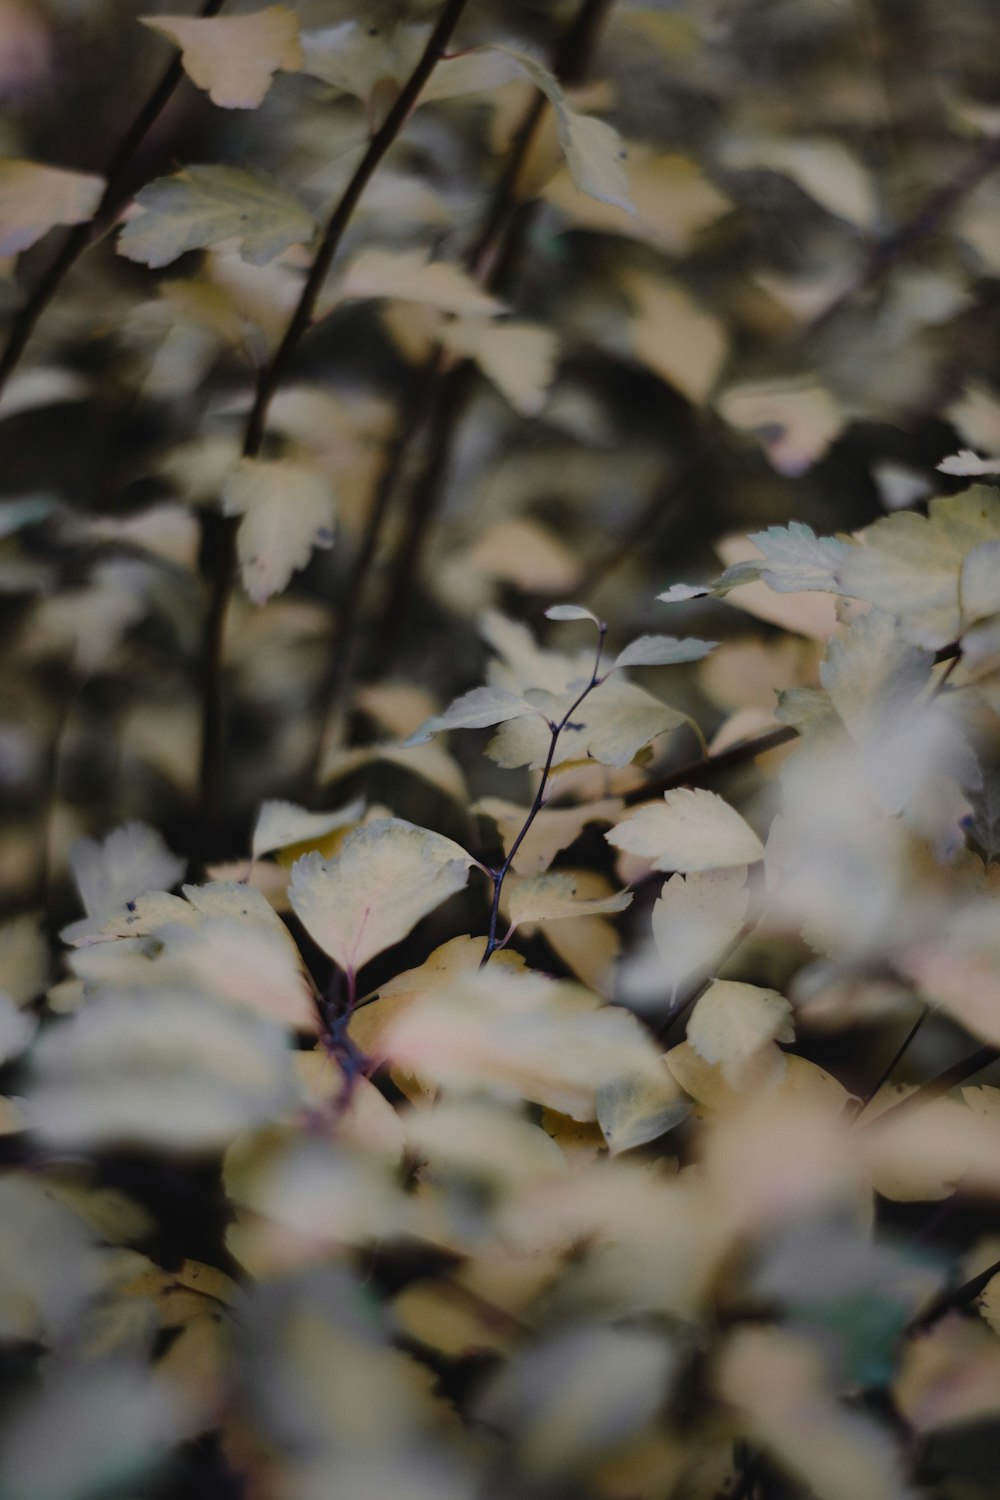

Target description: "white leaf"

left=937, top=449, right=1000, bottom=476
left=222, top=457, right=335, bottom=604
left=62, top=822, right=184, bottom=943
left=404, top=685, right=538, bottom=746
left=545, top=603, right=602, bottom=624
left=657, top=583, right=712, bottom=604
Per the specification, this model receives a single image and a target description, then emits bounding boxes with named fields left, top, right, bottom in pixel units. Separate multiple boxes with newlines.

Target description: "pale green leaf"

left=117, top=165, right=316, bottom=269
left=403, top=686, right=538, bottom=747
left=596, top=1065, right=691, bottom=1153
left=487, top=674, right=686, bottom=770
left=221, top=456, right=335, bottom=604
left=62, top=822, right=185, bottom=945
left=288, top=818, right=472, bottom=974
left=612, top=634, right=717, bottom=670
left=545, top=603, right=602, bottom=624
left=494, top=47, right=633, bottom=212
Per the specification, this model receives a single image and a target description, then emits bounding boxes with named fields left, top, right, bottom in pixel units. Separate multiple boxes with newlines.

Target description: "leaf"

left=473, top=796, right=623, bottom=876
left=507, top=873, right=632, bottom=929
left=721, top=135, right=878, bottom=229
left=596, top=1064, right=691, bottom=1154
left=726, top=521, right=851, bottom=596
left=26, top=990, right=300, bottom=1152
left=544, top=146, right=730, bottom=254
left=607, top=789, right=765, bottom=871
left=62, top=822, right=185, bottom=945
left=657, top=582, right=712, bottom=604
left=715, top=381, right=845, bottom=476
left=118, top=165, right=316, bottom=269
left=937, top=448, right=1000, bottom=476
left=403, top=685, right=538, bottom=746
left=335, top=247, right=504, bottom=318
left=141, top=6, right=302, bottom=110
left=688, top=979, right=794, bottom=1084
left=612, top=634, right=717, bottom=670
left=252, top=797, right=364, bottom=860
left=221, top=457, right=336, bottom=604
left=837, top=486, right=1000, bottom=649
left=438, top=317, right=558, bottom=417
left=0, top=912, right=48, bottom=1006
left=961, top=539, right=1000, bottom=624
left=154, top=914, right=317, bottom=1031
left=487, top=674, right=687, bottom=770
left=494, top=47, right=633, bottom=211
left=545, top=603, right=602, bottom=624
left=621, top=269, right=728, bottom=405
left=288, top=818, right=472, bottom=974
left=650, top=868, right=751, bottom=997
left=0, top=159, right=104, bottom=256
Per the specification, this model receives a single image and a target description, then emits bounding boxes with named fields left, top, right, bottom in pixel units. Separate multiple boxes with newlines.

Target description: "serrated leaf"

left=141, top=6, right=302, bottom=110
left=118, top=165, right=316, bottom=269
left=657, top=582, right=712, bottom=604
left=288, top=818, right=472, bottom=974
left=651, top=868, right=751, bottom=996
left=494, top=46, right=633, bottom=211
left=62, top=822, right=185, bottom=945
left=404, top=685, right=538, bottom=746
left=612, top=634, right=717, bottom=670
left=734, top=520, right=852, bottom=594
left=545, top=603, right=602, bottom=624
left=507, top=873, right=632, bottom=929
left=0, top=159, right=104, bottom=256
left=607, top=789, right=764, bottom=871
left=487, top=674, right=686, bottom=770
left=251, top=796, right=364, bottom=859
left=26, top=990, right=299, bottom=1152
left=837, top=486, right=1000, bottom=648
left=688, top=978, right=794, bottom=1084
left=221, top=456, right=335, bottom=604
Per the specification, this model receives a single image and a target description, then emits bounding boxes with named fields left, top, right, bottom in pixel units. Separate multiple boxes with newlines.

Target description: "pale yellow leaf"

left=222, top=456, right=335, bottom=604
left=716, top=380, right=844, bottom=476
left=439, top=318, right=558, bottom=416
left=141, top=6, right=302, bottom=110
left=336, top=247, right=503, bottom=318
left=0, top=159, right=104, bottom=255
left=622, top=269, right=727, bottom=405
left=544, top=148, right=729, bottom=254
left=607, top=789, right=764, bottom=871
left=721, top=135, right=878, bottom=230
left=651, top=868, right=750, bottom=995
left=687, top=979, right=794, bottom=1085
left=507, top=872, right=632, bottom=929
left=251, top=796, right=364, bottom=860
left=474, top=795, right=622, bottom=875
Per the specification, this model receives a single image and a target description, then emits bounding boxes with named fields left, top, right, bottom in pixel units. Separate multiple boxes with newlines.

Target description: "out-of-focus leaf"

left=607, top=790, right=764, bottom=871
left=141, top=6, right=302, bottom=109
left=62, top=822, right=184, bottom=945
left=596, top=1064, right=690, bottom=1153
left=0, top=159, right=104, bottom=255
left=612, top=634, right=717, bottom=671
left=222, top=456, right=335, bottom=604
left=715, top=381, right=845, bottom=476
left=506, top=872, right=632, bottom=929
left=622, top=269, right=728, bottom=405
left=335, top=247, right=504, bottom=318
left=687, top=979, right=794, bottom=1084
left=252, top=796, right=364, bottom=860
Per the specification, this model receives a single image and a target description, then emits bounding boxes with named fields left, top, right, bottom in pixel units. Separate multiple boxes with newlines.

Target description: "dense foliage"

left=3, top=0, right=1000, bottom=1495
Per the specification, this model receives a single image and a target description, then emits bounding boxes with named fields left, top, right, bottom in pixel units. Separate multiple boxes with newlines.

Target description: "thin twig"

left=861, top=1044, right=999, bottom=1128
left=908, top=1254, right=1000, bottom=1335
left=624, top=726, right=798, bottom=806
left=481, top=622, right=607, bottom=964
left=846, top=1006, right=929, bottom=1123
left=0, top=0, right=226, bottom=399
left=194, top=0, right=474, bottom=851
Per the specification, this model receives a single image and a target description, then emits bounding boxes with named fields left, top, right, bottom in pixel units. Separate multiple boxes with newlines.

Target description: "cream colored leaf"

left=937, top=448, right=1000, bottom=476
left=299, top=18, right=425, bottom=101
left=473, top=796, right=623, bottom=875
left=404, top=685, right=538, bottom=746
left=154, top=916, right=317, bottom=1031
left=288, top=818, right=472, bottom=974
left=722, top=136, right=878, bottom=230
left=688, top=979, right=794, bottom=1085
left=62, top=822, right=185, bottom=945
left=651, top=868, right=750, bottom=995
left=716, top=380, right=845, bottom=476
left=222, top=456, right=335, bottom=604
left=336, top=247, right=504, bottom=318
left=439, top=318, right=558, bottom=416
left=607, top=789, right=764, bottom=872
left=495, top=47, right=632, bottom=211
left=622, top=269, right=728, bottom=405
left=507, top=872, right=632, bottom=929
left=946, top=383, right=1000, bottom=454
left=251, top=796, right=364, bottom=859
left=488, top=674, right=686, bottom=770
left=141, top=6, right=302, bottom=110
left=0, top=159, right=104, bottom=256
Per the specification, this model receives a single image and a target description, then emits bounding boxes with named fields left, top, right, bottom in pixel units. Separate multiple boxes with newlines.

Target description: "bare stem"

left=481, top=623, right=607, bottom=965
left=194, top=0, right=473, bottom=853
left=908, top=1253, right=1000, bottom=1335
left=0, top=0, right=226, bottom=399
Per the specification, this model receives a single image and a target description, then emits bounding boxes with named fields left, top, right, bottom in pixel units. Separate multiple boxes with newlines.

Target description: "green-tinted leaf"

left=612, top=634, right=717, bottom=670
left=404, top=685, right=538, bottom=746
left=118, top=165, right=316, bottom=269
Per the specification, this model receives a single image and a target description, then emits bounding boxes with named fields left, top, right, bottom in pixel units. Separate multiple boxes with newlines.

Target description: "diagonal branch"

left=194, top=0, right=474, bottom=850
left=0, top=0, right=226, bottom=399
